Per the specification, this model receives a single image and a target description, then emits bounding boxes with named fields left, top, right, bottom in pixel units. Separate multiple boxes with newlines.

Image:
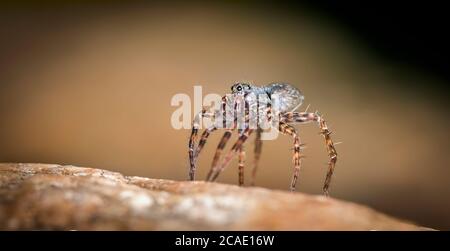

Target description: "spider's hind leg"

left=281, top=112, right=338, bottom=196
left=277, top=122, right=303, bottom=191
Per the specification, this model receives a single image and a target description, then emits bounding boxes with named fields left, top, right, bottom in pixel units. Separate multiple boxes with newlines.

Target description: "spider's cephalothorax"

left=188, top=82, right=338, bottom=196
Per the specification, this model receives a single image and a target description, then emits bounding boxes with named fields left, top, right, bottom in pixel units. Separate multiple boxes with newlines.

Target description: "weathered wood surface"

left=0, top=163, right=429, bottom=230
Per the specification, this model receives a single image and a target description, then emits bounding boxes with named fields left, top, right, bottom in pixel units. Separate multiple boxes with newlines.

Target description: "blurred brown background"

left=0, top=2, right=449, bottom=229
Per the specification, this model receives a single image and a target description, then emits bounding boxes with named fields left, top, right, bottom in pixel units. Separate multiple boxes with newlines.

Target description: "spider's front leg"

left=205, top=96, right=238, bottom=181
left=188, top=109, right=216, bottom=181
left=281, top=112, right=338, bottom=196
left=205, top=129, right=233, bottom=180
left=251, top=102, right=271, bottom=186
left=189, top=95, right=232, bottom=180
left=207, top=96, right=253, bottom=183
left=238, top=145, right=245, bottom=186
left=251, top=128, right=263, bottom=186
left=207, top=127, right=254, bottom=182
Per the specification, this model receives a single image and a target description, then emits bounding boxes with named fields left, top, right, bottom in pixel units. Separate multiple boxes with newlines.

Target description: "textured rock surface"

left=0, top=163, right=429, bottom=230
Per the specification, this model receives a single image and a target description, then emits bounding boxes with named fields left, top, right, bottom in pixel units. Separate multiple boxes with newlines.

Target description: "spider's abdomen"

left=264, top=83, right=304, bottom=112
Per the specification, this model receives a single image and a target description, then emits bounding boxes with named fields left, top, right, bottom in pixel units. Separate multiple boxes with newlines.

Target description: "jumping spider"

left=188, top=82, right=338, bottom=195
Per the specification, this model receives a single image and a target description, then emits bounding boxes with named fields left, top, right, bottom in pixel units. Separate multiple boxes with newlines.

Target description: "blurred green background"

left=0, top=2, right=449, bottom=229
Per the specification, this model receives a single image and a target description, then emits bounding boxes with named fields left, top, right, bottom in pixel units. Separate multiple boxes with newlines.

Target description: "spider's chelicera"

left=188, top=82, right=338, bottom=196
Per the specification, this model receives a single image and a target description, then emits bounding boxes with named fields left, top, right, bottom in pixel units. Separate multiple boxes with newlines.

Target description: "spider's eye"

left=236, top=86, right=242, bottom=91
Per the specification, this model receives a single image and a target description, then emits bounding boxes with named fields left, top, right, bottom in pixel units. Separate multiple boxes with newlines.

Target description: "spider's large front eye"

left=236, top=85, right=243, bottom=91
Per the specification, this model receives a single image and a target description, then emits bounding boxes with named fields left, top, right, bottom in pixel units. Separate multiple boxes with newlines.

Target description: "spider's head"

left=231, top=82, right=252, bottom=95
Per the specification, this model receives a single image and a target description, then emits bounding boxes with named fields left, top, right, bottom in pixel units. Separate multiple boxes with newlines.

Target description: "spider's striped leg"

left=208, top=128, right=254, bottom=182
left=188, top=109, right=204, bottom=180
left=194, top=125, right=217, bottom=161
left=205, top=130, right=233, bottom=180
left=281, top=112, right=338, bottom=196
left=237, top=127, right=247, bottom=186
left=190, top=95, right=229, bottom=181
left=238, top=145, right=245, bottom=186
left=251, top=103, right=272, bottom=186
left=251, top=128, right=263, bottom=186
left=278, top=122, right=303, bottom=191
left=207, top=94, right=251, bottom=183
left=236, top=97, right=250, bottom=186
left=188, top=109, right=215, bottom=181
left=205, top=95, right=237, bottom=181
